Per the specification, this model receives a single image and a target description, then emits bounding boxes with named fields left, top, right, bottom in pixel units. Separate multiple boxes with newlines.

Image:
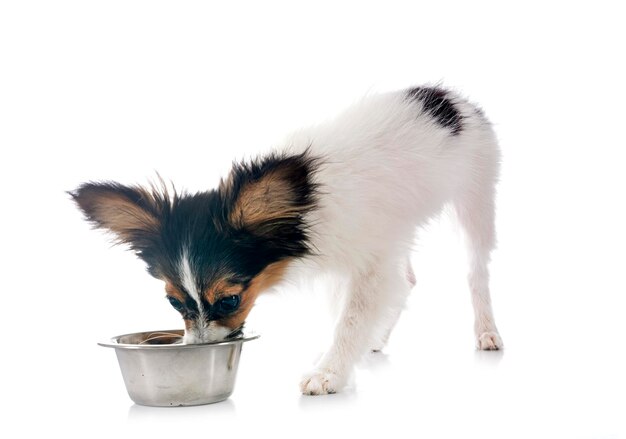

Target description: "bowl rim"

left=98, top=328, right=260, bottom=350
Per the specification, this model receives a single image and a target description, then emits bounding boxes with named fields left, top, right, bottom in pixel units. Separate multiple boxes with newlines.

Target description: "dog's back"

left=282, top=87, right=500, bottom=269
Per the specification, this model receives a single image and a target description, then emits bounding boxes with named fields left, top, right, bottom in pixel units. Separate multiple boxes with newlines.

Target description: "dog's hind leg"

left=370, top=256, right=415, bottom=352
left=453, top=150, right=503, bottom=350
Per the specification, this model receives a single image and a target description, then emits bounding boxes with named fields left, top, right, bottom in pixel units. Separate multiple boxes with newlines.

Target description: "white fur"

left=184, top=321, right=231, bottom=344
left=179, top=249, right=201, bottom=307
left=274, top=89, right=502, bottom=394
left=179, top=249, right=232, bottom=343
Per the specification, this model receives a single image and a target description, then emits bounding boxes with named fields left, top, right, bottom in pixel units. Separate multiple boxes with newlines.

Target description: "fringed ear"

left=221, top=152, right=319, bottom=254
left=69, top=182, right=168, bottom=252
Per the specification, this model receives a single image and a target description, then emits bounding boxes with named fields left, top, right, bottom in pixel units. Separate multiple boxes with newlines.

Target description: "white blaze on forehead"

left=179, top=248, right=202, bottom=312
left=177, top=249, right=234, bottom=345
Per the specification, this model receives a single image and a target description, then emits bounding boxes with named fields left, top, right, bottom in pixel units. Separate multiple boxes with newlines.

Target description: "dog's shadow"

left=297, top=386, right=357, bottom=409
left=127, top=399, right=236, bottom=421
left=474, top=348, right=505, bottom=366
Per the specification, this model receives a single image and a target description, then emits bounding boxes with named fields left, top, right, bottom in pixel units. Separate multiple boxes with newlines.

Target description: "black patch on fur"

left=406, top=86, right=463, bottom=135
left=70, top=150, right=320, bottom=311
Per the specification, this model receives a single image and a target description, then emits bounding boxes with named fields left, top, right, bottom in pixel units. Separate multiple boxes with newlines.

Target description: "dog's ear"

left=69, top=182, right=167, bottom=251
left=222, top=153, right=317, bottom=251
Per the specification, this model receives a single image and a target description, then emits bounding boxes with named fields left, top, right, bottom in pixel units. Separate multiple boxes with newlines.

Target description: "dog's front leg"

left=300, top=266, right=385, bottom=395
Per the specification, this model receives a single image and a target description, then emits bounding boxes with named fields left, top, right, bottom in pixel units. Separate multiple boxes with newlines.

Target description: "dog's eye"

left=167, top=296, right=184, bottom=312
left=215, top=295, right=241, bottom=314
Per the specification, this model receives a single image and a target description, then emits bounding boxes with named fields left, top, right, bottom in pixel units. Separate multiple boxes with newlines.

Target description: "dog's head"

left=71, top=152, right=318, bottom=343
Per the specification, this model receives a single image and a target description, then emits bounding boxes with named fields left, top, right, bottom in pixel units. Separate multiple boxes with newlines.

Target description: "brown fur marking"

left=218, top=259, right=290, bottom=331
left=183, top=318, right=194, bottom=332
left=86, top=190, right=159, bottom=239
left=228, top=169, right=300, bottom=229
left=164, top=281, right=187, bottom=303
left=204, top=279, right=244, bottom=305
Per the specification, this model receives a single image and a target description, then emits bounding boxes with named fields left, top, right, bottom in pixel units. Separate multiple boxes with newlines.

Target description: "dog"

left=71, top=85, right=503, bottom=395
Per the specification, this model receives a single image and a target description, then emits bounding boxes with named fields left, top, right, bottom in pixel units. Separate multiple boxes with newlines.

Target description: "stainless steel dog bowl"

left=99, top=329, right=259, bottom=407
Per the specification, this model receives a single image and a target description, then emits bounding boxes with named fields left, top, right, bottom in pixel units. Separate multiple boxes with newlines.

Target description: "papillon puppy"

left=71, top=85, right=503, bottom=395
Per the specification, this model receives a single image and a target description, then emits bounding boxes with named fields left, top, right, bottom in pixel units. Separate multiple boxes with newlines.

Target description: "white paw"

left=477, top=331, right=503, bottom=350
left=300, top=369, right=344, bottom=395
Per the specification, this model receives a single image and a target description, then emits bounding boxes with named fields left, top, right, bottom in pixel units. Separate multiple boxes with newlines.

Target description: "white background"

left=1, top=1, right=624, bottom=438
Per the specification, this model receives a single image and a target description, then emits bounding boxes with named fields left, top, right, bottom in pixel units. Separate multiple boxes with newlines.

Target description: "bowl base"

left=131, top=392, right=232, bottom=407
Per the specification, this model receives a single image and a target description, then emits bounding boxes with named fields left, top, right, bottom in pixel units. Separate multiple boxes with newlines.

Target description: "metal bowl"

left=99, top=329, right=259, bottom=407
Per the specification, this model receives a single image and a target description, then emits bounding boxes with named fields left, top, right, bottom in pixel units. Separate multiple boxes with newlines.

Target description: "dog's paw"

left=477, top=331, right=503, bottom=350
left=300, top=369, right=343, bottom=395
